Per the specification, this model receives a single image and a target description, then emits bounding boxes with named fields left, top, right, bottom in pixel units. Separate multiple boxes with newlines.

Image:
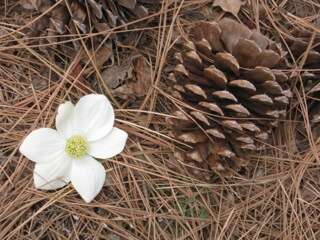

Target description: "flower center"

left=65, top=135, right=88, bottom=159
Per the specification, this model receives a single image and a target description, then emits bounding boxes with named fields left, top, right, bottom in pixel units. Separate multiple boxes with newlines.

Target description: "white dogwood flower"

left=19, top=94, right=128, bottom=203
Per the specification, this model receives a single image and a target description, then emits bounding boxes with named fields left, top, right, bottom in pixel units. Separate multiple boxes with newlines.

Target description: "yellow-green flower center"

left=65, top=135, right=88, bottom=159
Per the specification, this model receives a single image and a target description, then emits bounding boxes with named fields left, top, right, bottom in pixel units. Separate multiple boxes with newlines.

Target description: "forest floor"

left=0, top=0, right=320, bottom=239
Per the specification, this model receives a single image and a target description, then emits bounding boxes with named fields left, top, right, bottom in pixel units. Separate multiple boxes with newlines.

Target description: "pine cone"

left=287, top=29, right=320, bottom=149
left=168, top=18, right=292, bottom=179
left=22, top=0, right=160, bottom=40
left=287, top=29, right=320, bottom=68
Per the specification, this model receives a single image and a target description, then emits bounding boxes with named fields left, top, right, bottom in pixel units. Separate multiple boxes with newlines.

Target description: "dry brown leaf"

left=102, top=57, right=134, bottom=89
left=103, top=55, right=152, bottom=99
left=20, top=0, right=51, bottom=12
left=213, top=0, right=246, bottom=17
left=113, top=60, right=151, bottom=97
left=102, top=65, right=132, bottom=89
left=131, top=56, right=152, bottom=97
left=82, top=44, right=113, bottom=73
left=93, top=45, right=113, bottom=69
left=20, top=0, right=42, bottom=10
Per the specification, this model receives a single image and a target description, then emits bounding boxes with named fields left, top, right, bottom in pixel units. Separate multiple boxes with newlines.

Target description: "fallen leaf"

left=101, top=55, right=151, bottom=99
left=93, top=45, right=113, bottom=69
left=82, top=43, right=113, bottom=72
left=114, top=56, right=152, bottom=98
left=49, top=5, right=69, bottom=34
left=20, top=0, right=51, bottom=12
left=213, top=0, right=246, bottom=17
left=131, top=56, right=152, bottom=97
left=20, top=0, right=42, bottom=10
left=102, top=58, right=134, bottom=89
left=102, top=65, right=132, bottom=89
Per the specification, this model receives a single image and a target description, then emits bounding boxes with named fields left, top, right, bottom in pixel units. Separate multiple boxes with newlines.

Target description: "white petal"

left=33, top=153, right=72, bottom=190
left=74, top=94, right=114, bottom=141
left=19, top=128, right=65, bottom=163
left=70, top=155, right=105, bottom=203
left=56, top=101, right=75, bottom=139
left=88, top=127, right=128, bottom=159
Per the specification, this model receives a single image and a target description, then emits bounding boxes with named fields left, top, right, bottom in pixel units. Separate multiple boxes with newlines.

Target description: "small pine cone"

left=167, top=18, right=292, bottom=179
